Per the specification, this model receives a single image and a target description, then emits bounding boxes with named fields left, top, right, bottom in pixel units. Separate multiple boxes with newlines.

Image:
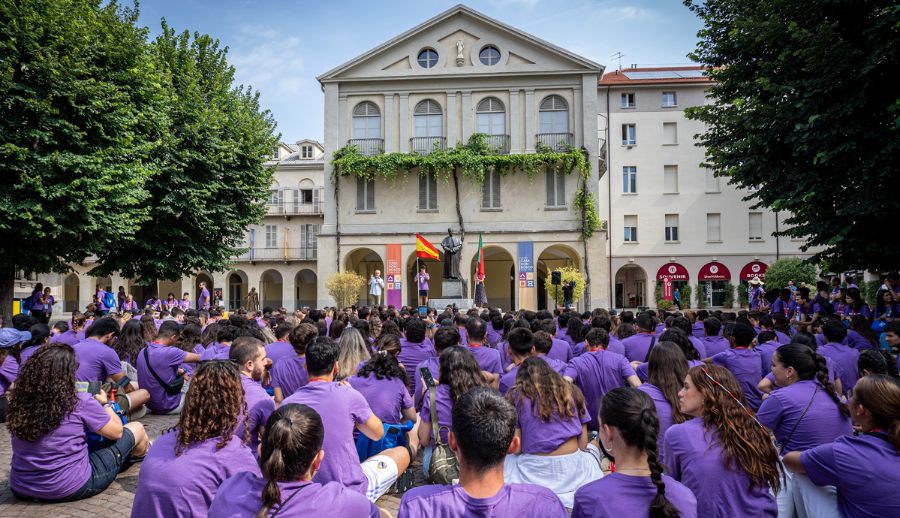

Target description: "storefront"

left=656, top=263, right=690, bottom=306
left=739, top=261, right=768, bottom=286
left=698, top=262, right=732, bottom=307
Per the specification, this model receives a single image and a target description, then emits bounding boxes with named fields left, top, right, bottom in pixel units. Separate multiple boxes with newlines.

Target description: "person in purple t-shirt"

left=399, top=386, right=567, bottom=518
left=281, top=336, right=411, bottom=503
left=416, top=265, right=430, bottom=307
left=137, top=321, right=200, bottom=415
left=573, top=387, right=698, bottom=518
left=637, top=342, right=691, bottom=453
left=664, top=365, right=780, bottom=517
left=272, top=324, right=317, bottom=405
left=265, top=323, right=297, bottom=369
left=819, top=321, right=860, bottom=395
left=700, top=317, right=731, bottom=358
left=229, top=336, right=275, bottom=457
left=783, top=374, right=900, bottom=518
left=532, top=331, right=569, bottom=376
left=131, top=361, right=259, bottom=517
left=706, top=323, right=765, bottom=411
left=464, top=317, right=502, bottom=388
left=622, top=314, right=658, bottom=362
left=95, top=283, right=111, bottom=316
left=209, top=403, right=381, bottom=518
left=8, top=344, right=149, bottom=502
left=505, top=357, right=602, bottom=508
left=179, top=292, right=191, bottom=311
left=499, top=328, right=536, bottom=395
left=399, top=318, right=437, bottom=395
left=198, top=282, right=211, bottom=310
left=413, top=326, right=459, bottom=412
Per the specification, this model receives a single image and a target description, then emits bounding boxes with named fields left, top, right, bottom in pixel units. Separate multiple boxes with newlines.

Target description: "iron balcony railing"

left=536, top=132, right=574, bottom=153
left=236, top=248, right=317, bottom=261
left=347, top=138, right=384, bottom=157
left=266, top=202, right=324, bottom=216
left=482, top=134, right=510, bottom=154
left=410, top=136, right=446, bottom=156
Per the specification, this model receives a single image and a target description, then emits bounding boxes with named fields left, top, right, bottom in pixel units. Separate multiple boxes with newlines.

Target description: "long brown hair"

left=169, top=360, right=248, bottom=455
left=508, top=356, right=586, bottom=424
left=439, top=346, right=487, bottom=404
left=686, top=364, right=782, bottom=494
left=174, top=324, right=202, bottom=353
left=140, top=314, right=158, bottom=341
left=6, top=344, right=78, bottom=442
left=647, top=342, right=690, bottom=425
left=853, top=374, right=900, bottom=451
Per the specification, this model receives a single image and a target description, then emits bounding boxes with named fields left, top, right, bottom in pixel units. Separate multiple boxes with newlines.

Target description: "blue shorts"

left=419, top=290, right=429, bottom=296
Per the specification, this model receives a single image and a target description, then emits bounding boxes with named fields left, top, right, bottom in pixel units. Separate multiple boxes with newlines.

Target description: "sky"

left=138, top=0, right=705, bottom=143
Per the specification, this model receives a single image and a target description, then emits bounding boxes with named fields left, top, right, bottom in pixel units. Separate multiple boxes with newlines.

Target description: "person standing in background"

left=416, top=266, right=430, bottom=307
left=562, top=280, right=576, bottom=311
left=368, top=271, right=385, bottom=307
left=198, top=282, right=210, bottom=311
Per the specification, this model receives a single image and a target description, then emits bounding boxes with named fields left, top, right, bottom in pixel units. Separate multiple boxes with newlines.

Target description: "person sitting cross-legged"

left=137, top=320, right=200, bottom=415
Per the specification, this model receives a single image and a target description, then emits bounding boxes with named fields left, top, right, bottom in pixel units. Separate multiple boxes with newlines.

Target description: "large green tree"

left=684, top=0, right=900, bottom=271
left=89, top=22, right=279, bottom=286
left=0, top=0, right=167, bottom=322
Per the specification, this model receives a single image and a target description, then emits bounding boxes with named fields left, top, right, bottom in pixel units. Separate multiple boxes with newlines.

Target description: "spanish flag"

left=416, top=233, right=440, bottom=260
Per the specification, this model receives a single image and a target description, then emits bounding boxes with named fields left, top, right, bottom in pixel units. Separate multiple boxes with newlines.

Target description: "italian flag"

left=476, top=233, right=484, bottom=279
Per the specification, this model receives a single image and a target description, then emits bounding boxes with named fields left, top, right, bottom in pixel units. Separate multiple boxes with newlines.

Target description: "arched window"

left=417, top=49, right=438, bottom=68
left=352, top=102, right=381, bottom=139
left=414, top=100, right=442, bottom=137
left=476, top=97, right=505, bottom=135
left=538, top=95, right=569, bottom=134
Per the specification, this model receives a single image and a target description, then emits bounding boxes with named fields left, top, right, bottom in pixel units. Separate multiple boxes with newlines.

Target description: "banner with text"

left=386, top=244, right=402, bottom=308
left=518, top=241, right=535, bottom=311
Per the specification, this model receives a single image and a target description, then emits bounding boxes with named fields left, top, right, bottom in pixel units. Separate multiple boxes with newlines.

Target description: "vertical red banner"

left=386, top=244, right=402, bottom=308
left=663, top=277, right=673, bottom=301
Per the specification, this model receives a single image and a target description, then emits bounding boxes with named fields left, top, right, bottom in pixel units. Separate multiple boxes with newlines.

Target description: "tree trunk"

left=0, top=266, right=15, bottom=327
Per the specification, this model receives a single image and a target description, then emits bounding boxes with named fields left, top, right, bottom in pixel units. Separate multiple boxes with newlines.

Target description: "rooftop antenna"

left=610, top=52, right=626, bottom=70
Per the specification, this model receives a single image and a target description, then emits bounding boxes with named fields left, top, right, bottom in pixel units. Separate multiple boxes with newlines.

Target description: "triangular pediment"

left=318, top=4, right=603, bottom=82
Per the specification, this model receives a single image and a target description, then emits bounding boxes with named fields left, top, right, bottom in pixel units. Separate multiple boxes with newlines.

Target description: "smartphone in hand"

left=420, top=366, right=436, bottom=389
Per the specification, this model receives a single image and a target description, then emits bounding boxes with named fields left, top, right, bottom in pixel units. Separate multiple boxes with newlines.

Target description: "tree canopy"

left=0, top=0, right=278, bottom=321
left=685, top=0, right=900, bottom=271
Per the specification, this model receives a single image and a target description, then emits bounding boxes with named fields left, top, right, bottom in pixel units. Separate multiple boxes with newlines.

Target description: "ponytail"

left=813, top=353, right=851, bottom=418
left=641, top=408, right=682, bottom=518
left=257, top=444, right=286, bottom=518
left=858, top=349, right=900, bottom=380
left=777, top=343, right=850, bottom=418
left=853, top=375, right=900, bottom=452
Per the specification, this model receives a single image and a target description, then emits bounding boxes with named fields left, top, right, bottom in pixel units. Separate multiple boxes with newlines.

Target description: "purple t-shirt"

left=348, top=373, right=413, bottom=427
left=198, top=288, right=210, bottom=310
left=96, top=290, right=110, bottom=311
left=818, top=342, right=860, bottom=394
left=236, top=374, right=275, bottom=456
left=265, top=340, right=296, bottom=367
left=564, top=349, right=636, bottom=430
left=514, top=396, right=589, bottom=454
left=281, top=381, right=373, bottom=495
left=846, top=330, right=876, bottom=351
left=757, top=380, right=852, bottom=454
left=145, top=298, right=161, bottom=311
left=691, top=321, right=705, bottom=338
left=200, top=343, right=231, bottom=361
left=499, top=364, right=520, bottom=395
left=137, top=341, right=188, bottom=414
left=18, top=345, right=41, bottom=365
left=548, top=338, right=573, bottom=363
left=399, top=339, right=436, bottom=395
left=163, top=299, right=178, bottom=311
left=468, top=345, right=502, bottom=375
left=131, top=429, right=260, bottom=518
left=700, top=336, right=731, bottom=358
left=801, top=434, right=900, bottom=518
left=572, top=473, right=698, bottom=518
left=749, top=287, right=764, bottom=310
left=686, top=336, right=707, bottom=359
left=10, top=392, right=111, bottom=499
left=73, top=338, right=123, bottom=382
left=0, top=356, right=20, bottom=397
left=754, top=341, right=781, bottom=379
left=486, top=326, right=502, bottom=347
left=557, top=329, right=576, bottom=351
left=416, top=272, right=430, bottom=290
left=398, top=483, right=567, bottom=518
left=181, top=343, right=204, bottom=377
left=421, top=383, right=453, bottom=444
left=272, top=356, right=308, bottom=399
left=179, top=299, right=191, bottom=310
left=841, top=304, right=872, bottom=319
left=606, top=337, right=626, bottom=357
left=209, top=473, right=379, bottom=518
left=663, top=419, right=777, bottom=518
left=766, top=356, right=841, bottom=388
left=622, top=333, right=656, bottom=362
left=774, top=330, right=792, bottom=345
left=711, top=348, right=765, bottom=411
left=637, top=383, right=678, bottom=454
left=50, top=329, right=81, bottom=347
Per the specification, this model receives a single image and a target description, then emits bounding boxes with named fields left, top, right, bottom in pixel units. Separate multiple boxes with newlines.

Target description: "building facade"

left=598, top=67, right=814, bottom=308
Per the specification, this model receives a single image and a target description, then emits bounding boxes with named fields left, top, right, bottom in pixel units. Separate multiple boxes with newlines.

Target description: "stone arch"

left=295, top=269, right=317, bottom=309
left=260, top=269, right=284, bottom=310
left=227, top=270, right=249, bottom=310
left=343, top=247, right=385, bottom=307
left=614, top=264, right=649, bottom=309
left=405, top=250, right=443, bottom=306
left=64, top=273, right=80, bottom=312
left=470, top=246, right=515, bottom=310
left=536, top=244, right=582, bottom=310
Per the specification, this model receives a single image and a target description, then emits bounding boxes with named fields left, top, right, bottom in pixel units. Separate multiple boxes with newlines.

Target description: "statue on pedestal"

left=441, top=228, right=462, bottom=279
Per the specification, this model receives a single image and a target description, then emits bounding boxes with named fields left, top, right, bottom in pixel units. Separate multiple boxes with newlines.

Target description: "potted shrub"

left=722, top=282, right=735, bottom=309
left=695, top=283, right=707, bottom=309
left=680, top=285, right=692, bottom=309
left=657, top=299, right=673, bottom=310
left=737, top=283, right=749, bottom=308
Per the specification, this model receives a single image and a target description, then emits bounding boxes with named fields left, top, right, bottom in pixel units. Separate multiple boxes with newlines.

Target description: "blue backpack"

left=103, top=291, right=116, bottom=309
left=22, top=295, right=34, bottom=312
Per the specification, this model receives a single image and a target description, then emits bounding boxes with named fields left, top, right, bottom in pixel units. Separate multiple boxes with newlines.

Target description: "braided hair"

left=775, top=344, right=850, bottom=418
left=600, top=388, right=682, bottom=518
left=858, top=349, right=900, bottom=380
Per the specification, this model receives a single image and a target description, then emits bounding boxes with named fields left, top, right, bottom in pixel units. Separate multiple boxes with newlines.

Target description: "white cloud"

left=229, top=34, right=305, bottom=98
left=598, top=6, right=656, bottom=21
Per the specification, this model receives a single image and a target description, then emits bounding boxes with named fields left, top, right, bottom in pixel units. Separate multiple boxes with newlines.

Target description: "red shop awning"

left=657, top=263, right=689, bottom=281
left=740, top=261, right=768, bottom=280
left=698, top=262, right=731, bottom=281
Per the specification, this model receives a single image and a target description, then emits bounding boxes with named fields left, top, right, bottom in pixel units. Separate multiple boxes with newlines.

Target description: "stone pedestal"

left=429, top=279, right=473, bottom=310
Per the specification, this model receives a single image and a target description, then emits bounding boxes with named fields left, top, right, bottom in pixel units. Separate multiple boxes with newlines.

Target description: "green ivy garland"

left=330, top=133, right=603, bottom=237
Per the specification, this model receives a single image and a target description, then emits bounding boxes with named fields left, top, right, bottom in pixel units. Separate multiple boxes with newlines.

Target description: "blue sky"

left=138, top=0, right=704, bottom=143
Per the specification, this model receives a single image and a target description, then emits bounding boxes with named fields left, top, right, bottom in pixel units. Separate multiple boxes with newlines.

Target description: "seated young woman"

left=131, top=360, right=260, bottom=517
left=209, top=403, right=385, bottom=517
left=503, top=356, right=603, bottom=508
left=7, top=344, right=149, bottom=502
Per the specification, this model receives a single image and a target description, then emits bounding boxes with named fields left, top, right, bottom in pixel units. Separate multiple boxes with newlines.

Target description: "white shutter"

left=663, top=123, right=677, bottom=144
left=555, top=169, right=565, bottom=206
left=418, top=173, right=428, bottom=209
left=428, top=172, right=437, bottom=209
left=491, top=169, right=501, bottom=208
left=665, top=214, right=678, bottom=228
left=300, top=225, right=307, bottom=256
left=311, top=225, right=318, bottom=259
left=749, top=213, right=763, bottom=240
left=706, top=170, right=719, bottom=192
left=366, top=179, right=375, bottom=210
left=313, top=187, right=320, bottom=208
left=356, top=177, right=365, bottom=210
left=546, top=169, right=555, bottom=207
left=707, top=214, right=721, bottom=241
left=664, top=166, right=678, bottom=193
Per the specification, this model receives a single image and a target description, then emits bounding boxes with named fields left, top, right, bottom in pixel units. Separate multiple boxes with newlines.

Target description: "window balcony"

left=235, top=248, right=318, bottom=262
left=482, top=134, right=510, bottom=155
left=347, top=138, right=384, bottom=157
left=410, top=136, right=446, bottom=156
left=536, top=132, right=574, bottom=153
left=266, top=202, right=324, bottom=217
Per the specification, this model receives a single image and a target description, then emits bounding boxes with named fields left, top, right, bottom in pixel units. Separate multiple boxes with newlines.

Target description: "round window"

left=417, top=49, right=438, bottom=68
left=479, top=45, right=501, bottom=66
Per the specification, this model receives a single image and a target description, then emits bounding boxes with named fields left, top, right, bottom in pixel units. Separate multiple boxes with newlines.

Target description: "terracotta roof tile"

left=599, top=66, right=715, bottom=85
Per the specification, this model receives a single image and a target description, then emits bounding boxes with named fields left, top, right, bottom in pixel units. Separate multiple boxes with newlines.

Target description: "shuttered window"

left=706, top=169, right=720, bottom=192
left=414, top=100, right=442, bottom=137
left=707, top=214, right=721, bottom=242
left=749, top=212, right=763, bottom=240
left=664, top=165, right=678, bottom=193
left=624, top=215, right=638, bottom=242
left=476, top=97, right=506, bottom=135
left=352, top=102, right=381, bottom=139
left=665, top=214, right=679, bottom=242
left=546, top=168, right=566, bottom=208
left=299, top=225, right=319, bottom=259
left=539, top=96, right=569, bottom=133
left=418, top=172, right=438, bottom=210
left=482, top=168, right=501, bottom=209
left=663, top=122, right=677, bottom=144
left=356, top=176, right=375, bottom=211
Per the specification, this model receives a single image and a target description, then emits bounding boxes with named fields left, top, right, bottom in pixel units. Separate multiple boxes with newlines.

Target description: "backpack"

left=103, top=291, right=116, bottom=310
left=22, top=294, right=34, bottom=312
left=428, top=386, right=459, bottom=485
